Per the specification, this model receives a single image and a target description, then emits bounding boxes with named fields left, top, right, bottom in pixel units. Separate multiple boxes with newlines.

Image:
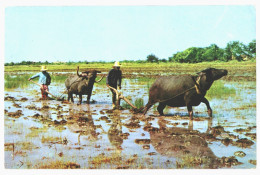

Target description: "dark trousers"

left=109, top=84, right=120, bottom=105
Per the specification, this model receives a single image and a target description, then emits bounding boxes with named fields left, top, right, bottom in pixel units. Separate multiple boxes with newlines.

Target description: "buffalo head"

left=197, top=68, right=228, bottom=82
left=77, top=66, right=104, bottom=83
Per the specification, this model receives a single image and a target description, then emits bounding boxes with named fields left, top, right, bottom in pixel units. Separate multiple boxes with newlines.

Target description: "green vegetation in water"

left=5, top=73, right=70, bottom=89
left=122, top=98, right=144, bottom=109
left=206, top=81, right=236, bottom=99
left=51, top=74, right=68, bottom=83
left=4, top=74, right=33, bottom=89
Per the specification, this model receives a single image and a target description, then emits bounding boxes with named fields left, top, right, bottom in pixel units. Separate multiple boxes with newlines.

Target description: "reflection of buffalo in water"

left=67, top=106, right=104, bottom=143
left=68, top=116, right=99, bottom=143
left=149, top=119, right=219, bottom=168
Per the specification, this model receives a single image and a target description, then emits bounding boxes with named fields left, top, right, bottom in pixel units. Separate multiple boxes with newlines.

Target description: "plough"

left=108, top=86, right=140, bottom=112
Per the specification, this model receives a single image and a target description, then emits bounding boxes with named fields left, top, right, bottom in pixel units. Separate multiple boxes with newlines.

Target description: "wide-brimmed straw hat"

left=41, top=66, right=48, bottom=71
left=113, top=61, right=121, bottom=67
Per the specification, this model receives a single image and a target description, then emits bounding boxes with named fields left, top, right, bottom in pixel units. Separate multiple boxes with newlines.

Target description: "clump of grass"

left=41, top=135, right=62, bottom=143
left=121, top=102, right=131, bottom=109
left=134, top=98, right=144, bottom=108
left=176, top=155, right=211, bottom=168
left=90, top=153, right=122, bottom=166
left=36, top=160, right=80, bottom=169
left=121, top=98, right=144, bottom=109
left=206, top=81, right=236, bottom=99
left=26, top=126, right=49, bottom=138
left=16, top=141, right=39, bottom=151
left=4, top=74, right=33, bottom=89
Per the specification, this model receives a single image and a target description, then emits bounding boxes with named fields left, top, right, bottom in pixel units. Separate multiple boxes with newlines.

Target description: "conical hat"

left=41, top=66, right=48, bottom=71
left=113, top=61, right=121, bottom=67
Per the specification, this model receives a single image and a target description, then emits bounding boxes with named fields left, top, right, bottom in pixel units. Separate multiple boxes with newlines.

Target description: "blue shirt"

left=30, top=72, right=51, bottom=85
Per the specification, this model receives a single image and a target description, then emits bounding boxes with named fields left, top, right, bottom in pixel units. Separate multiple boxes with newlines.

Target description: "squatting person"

left=28, top=66, right=51, bottom=99
left=106, top=61, right=122, bottom=109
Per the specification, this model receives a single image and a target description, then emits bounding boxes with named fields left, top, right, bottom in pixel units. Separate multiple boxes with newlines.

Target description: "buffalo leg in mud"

left=201, top=97, right=212, bottom=117
left=157, top=102, right=166, bottom=116
left=68, top=92, right=74, bottom=103
left=78, top=94, right=82, bottom=104
left=187, top=105, right=193, bottom=120
left=87, top=94, right=91, bottom=104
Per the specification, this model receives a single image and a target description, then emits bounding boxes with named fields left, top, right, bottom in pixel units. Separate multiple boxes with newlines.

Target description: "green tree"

left=224, top=41, right=246, bottom=61
left=146, top=54, right=159, bottom=63
left=245, top=39, right=256, bottom=59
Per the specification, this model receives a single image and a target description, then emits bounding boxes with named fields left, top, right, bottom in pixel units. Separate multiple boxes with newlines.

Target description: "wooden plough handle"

left=107, top=86, right=137, bottom=109
left=29, top=80, right=58, bottom=99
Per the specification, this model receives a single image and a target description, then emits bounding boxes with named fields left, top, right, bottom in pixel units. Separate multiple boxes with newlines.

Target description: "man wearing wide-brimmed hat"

left=28, top=66, right=51, bottom=99
left=106, top=61, right=122, bottom=109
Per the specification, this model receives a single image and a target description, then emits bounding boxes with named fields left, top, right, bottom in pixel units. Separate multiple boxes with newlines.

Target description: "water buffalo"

left=143, top=68, right=228, bottom=119
left=65, top=66, right=104, bottom=104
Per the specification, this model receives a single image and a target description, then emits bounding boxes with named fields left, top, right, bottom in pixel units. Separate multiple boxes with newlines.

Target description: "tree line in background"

left=148, top=40, right=256, bottom=63
left=5, top=40, right=256, bottom=66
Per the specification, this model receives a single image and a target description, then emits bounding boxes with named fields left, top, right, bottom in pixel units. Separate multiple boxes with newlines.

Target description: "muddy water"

left=4, top=77, right=256, bottom=169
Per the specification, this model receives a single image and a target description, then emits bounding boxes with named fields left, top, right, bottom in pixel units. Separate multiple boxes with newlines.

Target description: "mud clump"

left=228, top=133, right=239, bottom=139
left=100, top=116, right=111, bottom=123
left=54, top=119, right=67, bottom=125
left=143, top=125, right=160, bottom=132
left=143, top=145, right=150, bottom=149
left=4, top=96, right=16, bottom=101
left=120, top=133, right=130, bottom=139
left=211, top=126, right=225, bottom=136
left=148, top=152, right=156, bottom=156
left=7, top=110, right=23, bottom=118
left=201, top=133, right=217, bottom=142
left=31, top=113, right=43, bottom=119
left=248, top=160, right=256, bottom=165
left=13, top=103, right=21, bottom=108
left=20, top=97, right=28, bottom=101
left=41, top=105, right=50, bottom=110
left=221, top=138, right=233, bottom=146
left=234, top=128, right=251, bottom=133
left=245, top=133, right=256, bottom=141
left=234, top=151, right=246, bottom=158
left=232, top=138, right=254, bottom=148
left=218, top=156, right=242, bottom=167
left=135, top=139, right=151, bottom=144
left=182, top=122, right=188, bottom=126
left=125, top=122, right=141, bottom=129
left=26, top=104, right=38, bottom=110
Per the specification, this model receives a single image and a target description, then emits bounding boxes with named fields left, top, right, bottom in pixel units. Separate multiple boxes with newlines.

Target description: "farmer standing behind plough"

left=106, top=61, right=122, bottom=109
left=28, top=66, right=51, bottom=100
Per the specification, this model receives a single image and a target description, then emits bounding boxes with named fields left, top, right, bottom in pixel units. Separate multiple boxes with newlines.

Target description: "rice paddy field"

left=3, top=61, right=256, bottom=169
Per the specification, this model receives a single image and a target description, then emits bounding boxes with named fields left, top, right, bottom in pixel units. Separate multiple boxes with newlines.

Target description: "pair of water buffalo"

left=65, top=67, right=228, bottom=119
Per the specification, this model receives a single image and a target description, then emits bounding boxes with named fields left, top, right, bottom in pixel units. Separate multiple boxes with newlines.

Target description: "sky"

left=5, top=5, right=256, bottom=63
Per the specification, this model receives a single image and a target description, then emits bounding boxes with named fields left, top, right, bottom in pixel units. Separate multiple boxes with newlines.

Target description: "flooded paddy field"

left=4, top=68, right=256, bottom=169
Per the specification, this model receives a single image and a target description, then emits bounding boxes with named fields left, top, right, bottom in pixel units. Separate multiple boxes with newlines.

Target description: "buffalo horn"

left=77, top=66, right=82, bottom=77
left=95, top=75, right=104, bottom=83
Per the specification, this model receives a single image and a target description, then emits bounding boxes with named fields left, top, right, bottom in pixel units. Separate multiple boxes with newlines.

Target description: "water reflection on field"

left=4, top=75, right=256, bottom=169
